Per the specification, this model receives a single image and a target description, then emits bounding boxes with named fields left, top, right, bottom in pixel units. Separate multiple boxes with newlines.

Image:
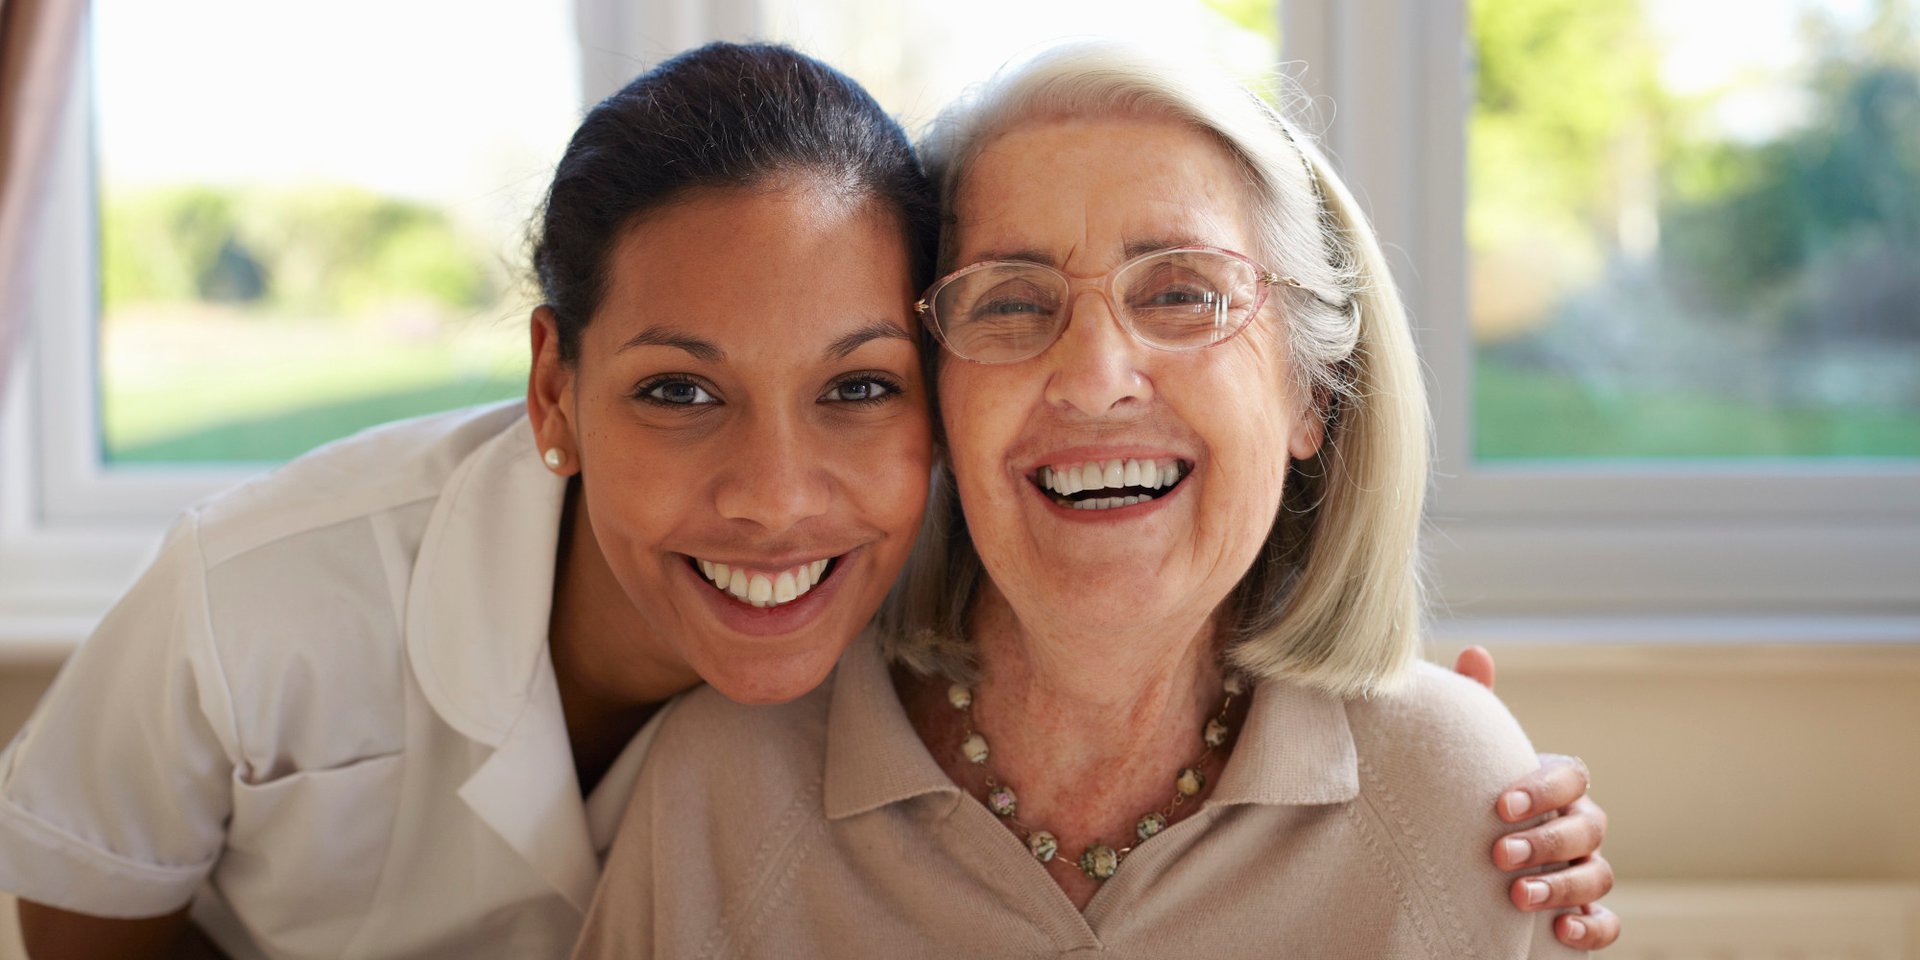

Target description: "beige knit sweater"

left=575, top=635, right=1586, bottom=959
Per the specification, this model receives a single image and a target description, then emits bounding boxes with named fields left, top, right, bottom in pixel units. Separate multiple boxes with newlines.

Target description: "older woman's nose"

left=1042, top=291, right=1154, bottom=416
left=712, top=416, right=832, bottom=531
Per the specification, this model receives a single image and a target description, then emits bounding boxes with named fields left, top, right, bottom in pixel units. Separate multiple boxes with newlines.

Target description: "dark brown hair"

left=530, top=42, right=939, bottom=362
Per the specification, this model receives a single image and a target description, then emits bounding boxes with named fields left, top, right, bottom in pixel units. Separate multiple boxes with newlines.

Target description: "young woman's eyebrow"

left=825, top=320, right=914, bottom=360
left=618, top=326, right=724, bottom=362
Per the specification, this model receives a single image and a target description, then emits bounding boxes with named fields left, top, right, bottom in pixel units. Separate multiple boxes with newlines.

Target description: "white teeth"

left=1037, top=457, right=1187, bottom=499
left=1071, top=495, right=1144, bottom=511
left=696, top=557, right=833, bottom=608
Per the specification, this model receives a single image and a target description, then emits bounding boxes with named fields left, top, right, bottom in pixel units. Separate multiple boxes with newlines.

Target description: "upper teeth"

left=695, top=557, right=831, bottom=608
left=1037, top=458, right=1186, bottom=499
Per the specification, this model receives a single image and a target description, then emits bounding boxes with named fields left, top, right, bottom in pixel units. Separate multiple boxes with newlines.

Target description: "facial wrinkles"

left=959, top=125, right=1247, bottom=276
left=943, top=117, right=1300, bottom=638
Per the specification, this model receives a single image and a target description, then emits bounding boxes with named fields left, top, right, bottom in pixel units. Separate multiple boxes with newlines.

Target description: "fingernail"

left=1565, top=918, right=1586, bottom=939
left=1523, top=880, right=1549, bottom=905
left=1502, top=837, right=1531, bottom=865
left=1504, top=791, right=1532, bottom=818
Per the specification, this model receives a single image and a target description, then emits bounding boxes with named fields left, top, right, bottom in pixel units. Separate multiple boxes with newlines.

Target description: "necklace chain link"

left=948, top=673, right=1243, bottom=881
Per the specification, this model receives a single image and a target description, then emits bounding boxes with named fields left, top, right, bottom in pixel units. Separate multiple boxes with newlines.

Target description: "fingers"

left=1452, top=645, right=1496, bottom=691
left=1555, top=903, right=1621, bottom=950
left=1497, top=753, right=1591, bottom=822
left=1509, top=853, right=1614, bottom=912
left=1492, top=795, right=1608, bottom=869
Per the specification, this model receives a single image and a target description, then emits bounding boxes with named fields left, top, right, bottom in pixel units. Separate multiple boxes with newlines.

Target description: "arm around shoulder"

left=1345, top=662, right=1587, bottom=958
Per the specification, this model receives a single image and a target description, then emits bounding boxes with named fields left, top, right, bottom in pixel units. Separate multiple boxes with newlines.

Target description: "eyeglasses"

left=914, top=245, right=1298, bottom=365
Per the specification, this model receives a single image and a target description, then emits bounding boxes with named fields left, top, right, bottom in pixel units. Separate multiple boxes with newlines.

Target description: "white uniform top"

left=0, top=402, right=669, bottom=959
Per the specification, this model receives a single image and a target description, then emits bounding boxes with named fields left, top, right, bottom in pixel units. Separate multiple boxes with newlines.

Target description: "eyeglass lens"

left=931, top=250, right=1263, bottom=362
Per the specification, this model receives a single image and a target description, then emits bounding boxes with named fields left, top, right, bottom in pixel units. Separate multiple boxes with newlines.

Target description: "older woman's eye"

left=1136, top=285, right=1219, bottom=308
left=636, top=377, right=719, bottom=406
left=823, top=376, right=901, bottom=405
left=973, top=295, right=1054, bottom=318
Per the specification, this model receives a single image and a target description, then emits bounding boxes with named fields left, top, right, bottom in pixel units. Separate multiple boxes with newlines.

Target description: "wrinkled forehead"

left=944, top=111, right=1261, bottom=271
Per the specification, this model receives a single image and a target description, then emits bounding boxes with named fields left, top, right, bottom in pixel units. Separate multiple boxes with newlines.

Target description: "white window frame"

left=0, top=0, right=777, bottom=649
left=3, top=0, right=1915, bottom=655
left=1284, top=0, right=1920, bottom=628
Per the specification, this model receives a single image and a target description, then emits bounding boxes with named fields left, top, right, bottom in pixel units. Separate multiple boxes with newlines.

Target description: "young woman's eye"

left=823, top=376, right=900, bottom=405
left=636, top=377, right=719, bottom=406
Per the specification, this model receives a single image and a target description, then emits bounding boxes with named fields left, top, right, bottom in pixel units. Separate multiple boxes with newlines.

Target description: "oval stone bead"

left=961, top=733, right=990, bottom=764
left=1078, top=844, right=1120, bottom=880
left=1028, top=831, right=1059, bottom=863
left=987, top=785, right=1017, bottom=817
left=1223, top=673, right=1246, bottom=696
left=1136, top=811, right=1167, bottom=841
left=948, top=683, right=972, bottom=710
left=1176, top=767, right=1206, bottom=797
left=1204, top=717, right=1229, bottom=748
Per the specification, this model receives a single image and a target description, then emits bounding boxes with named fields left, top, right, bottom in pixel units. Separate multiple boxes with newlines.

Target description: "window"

left=1468, top=0, right=1920, bottom=461
left=6, top=0, right=1914, bottom=635
left=1285, top=0, right=1918, bottom=621
left=92, top=0, right=579, bottom=466
left=55, top=0, right=1278, bottom=489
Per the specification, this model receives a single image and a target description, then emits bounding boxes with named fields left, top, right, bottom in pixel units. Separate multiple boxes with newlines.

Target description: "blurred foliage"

left=101, top=184, right=497, bottom=318
left=1662, top=2, right=1920, bottom=340
left=1471, top=0, right=1920, bottom=458
left=1468, top=0, right=1665, bottom=255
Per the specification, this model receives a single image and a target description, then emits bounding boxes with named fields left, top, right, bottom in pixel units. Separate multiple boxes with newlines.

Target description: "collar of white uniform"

left=404, top=411, right=566, bottom=747
left=401, top=408, right=608, bottom=910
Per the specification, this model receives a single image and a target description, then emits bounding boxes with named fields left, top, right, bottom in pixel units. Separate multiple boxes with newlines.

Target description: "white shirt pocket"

left=214, top=752, right=404, bottom=959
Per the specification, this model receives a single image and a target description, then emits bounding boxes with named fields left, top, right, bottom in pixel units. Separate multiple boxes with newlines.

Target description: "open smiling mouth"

left=1033, top=457, right=1191, bottom=511
left=690, top=556, right=840, bottom=608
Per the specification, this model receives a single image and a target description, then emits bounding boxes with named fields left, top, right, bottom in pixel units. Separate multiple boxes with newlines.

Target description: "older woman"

left=574, top=43, right=1606, bottom=959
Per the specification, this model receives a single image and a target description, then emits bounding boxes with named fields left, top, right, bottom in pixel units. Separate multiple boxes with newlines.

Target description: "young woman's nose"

left=1041, top=290, right=1154, bottom=416
left=712, top=414, right=833, bottom=532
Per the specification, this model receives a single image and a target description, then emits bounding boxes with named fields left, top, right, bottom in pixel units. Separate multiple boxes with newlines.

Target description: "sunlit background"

left=91, top=0, right=1918, bottom=462
left=1468, top=0, right=1918, bottom=459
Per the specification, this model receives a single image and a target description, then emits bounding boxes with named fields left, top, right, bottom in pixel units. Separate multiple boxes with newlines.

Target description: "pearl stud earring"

left=542, top=448, right=563, bottom=470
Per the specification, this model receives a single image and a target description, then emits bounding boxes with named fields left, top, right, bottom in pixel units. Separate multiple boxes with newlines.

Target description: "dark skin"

left=1457, top=645, right=1619, bottom=948
left=547, top=479, right=673, bottom=795
left=15, top=908, right=225, bottom=960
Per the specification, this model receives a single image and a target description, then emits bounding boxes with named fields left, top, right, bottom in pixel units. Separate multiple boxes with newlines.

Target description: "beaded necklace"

left=946, top=672, right=1246, bottom=881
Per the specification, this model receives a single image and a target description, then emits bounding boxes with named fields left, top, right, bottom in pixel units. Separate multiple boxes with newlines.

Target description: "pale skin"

left=907, top=113, right=1618, bottom=946
left=17, top=176, right=1613, bottom=955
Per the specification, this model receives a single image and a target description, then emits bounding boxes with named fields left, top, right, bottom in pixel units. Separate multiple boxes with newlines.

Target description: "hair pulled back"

left=531, top=42, right=938, bottom=361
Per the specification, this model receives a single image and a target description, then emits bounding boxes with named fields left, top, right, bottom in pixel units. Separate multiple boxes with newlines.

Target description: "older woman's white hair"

left=883, top=40, right=1430, bottom=699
